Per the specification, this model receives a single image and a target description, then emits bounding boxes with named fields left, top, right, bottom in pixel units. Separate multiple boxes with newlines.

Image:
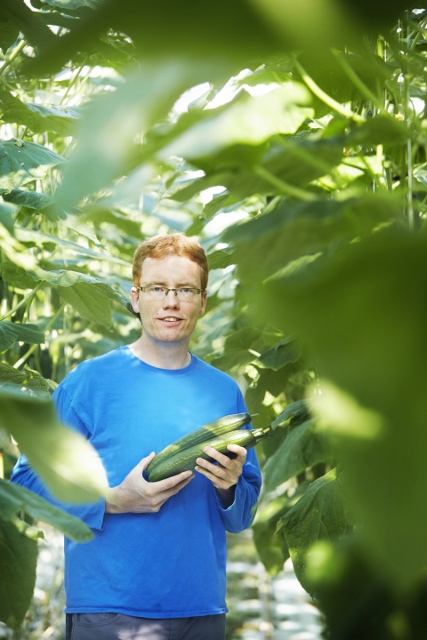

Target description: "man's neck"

left=129, top=337, right=191, bottom=370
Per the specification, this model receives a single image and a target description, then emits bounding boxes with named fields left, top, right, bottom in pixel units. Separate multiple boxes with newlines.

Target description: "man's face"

left=130, top=254, right=207, bottom=346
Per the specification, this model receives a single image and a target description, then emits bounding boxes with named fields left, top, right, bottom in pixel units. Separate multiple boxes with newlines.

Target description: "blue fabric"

left=11, top=346, right=262, bottom=618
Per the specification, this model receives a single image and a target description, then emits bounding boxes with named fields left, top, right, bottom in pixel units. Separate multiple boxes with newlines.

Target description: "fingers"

left=151, top=469, right=194, bottom=491
left=194, top=444, right=246, bottom=490
left=203, top=444, right=247, bottom=467
left=140, top=451, right=156, bottom=471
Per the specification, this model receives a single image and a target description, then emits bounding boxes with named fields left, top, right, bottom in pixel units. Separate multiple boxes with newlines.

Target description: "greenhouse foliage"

left=1, top=0, right=427, bottom=637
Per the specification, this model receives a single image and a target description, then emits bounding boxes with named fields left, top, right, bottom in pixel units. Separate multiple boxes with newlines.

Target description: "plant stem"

left=254, top=166, right=317, bottom=202
left=293, top=56, right=364, bottom=123
left=13, top=303, right=64, bottom=370
left=331, top=48, right=384, bottom=113
left=60, top=61, right=87, bottom=105
left=0, top=39, right=27, bottom=78
left=0, top=283, right=42, bottom=322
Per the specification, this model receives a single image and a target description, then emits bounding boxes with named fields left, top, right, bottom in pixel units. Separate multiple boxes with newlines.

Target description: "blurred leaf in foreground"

left=257, top=232, right=427, bottom=592
left=0, top=387, right=108, bottom=503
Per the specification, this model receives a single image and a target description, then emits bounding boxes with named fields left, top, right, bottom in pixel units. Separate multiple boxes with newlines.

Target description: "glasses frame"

left=138, top=286, right=204, bottom=301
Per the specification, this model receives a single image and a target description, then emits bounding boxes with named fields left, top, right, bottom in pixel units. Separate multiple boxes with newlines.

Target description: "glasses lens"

left=177, top=288, right=198, bottom=301
left=144, top=287, right=200, bottom=301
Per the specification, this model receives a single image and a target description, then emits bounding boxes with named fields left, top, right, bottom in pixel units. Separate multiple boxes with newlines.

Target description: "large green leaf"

left=259, top=232, right=427, bottom=591
left=58, top=282, right=113, bottom=325
left=280, top=469, right=352, bottom=594
left=0, top=187, right=54, bottom=211
left=0, top=90, right=82, bottom=136
left=54, top=61, right=229, bottom=209
left=0, top=321, right=45, bottom=353
left=29, top=268, right=128, bottom=326
left=0, top=139, right=65, bottom=185
left=16, top=227, right=129, bottom=267
left=1, top=261, right=130, bottom=327
left=158, top=85, right=313, bottom=166
left=0, top=517, right=39, bottom=630
left=0, top=479, right=93, bottom=542
left=250, top=0, right=412, bottom=54
left=262, top=419, right=331, bottom=494
left=172, top=135, right=344, bottom=201
left=0, top=387, right=108, bottom=503
left=23, top=0, right=283, bottom=77
left=224, top=193, right=402, bottom=286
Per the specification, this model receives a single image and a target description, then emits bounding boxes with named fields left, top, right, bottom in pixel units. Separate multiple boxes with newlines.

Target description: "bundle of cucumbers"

left=146, top=412, right=268, bottom=482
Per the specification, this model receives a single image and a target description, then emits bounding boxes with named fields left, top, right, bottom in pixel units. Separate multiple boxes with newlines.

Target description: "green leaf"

left=0, top=224, right=38, bottom=271
left=224, top=193, right=401, bottom=286
left=272, top=399, right=310, bottom=429
left=245, top=368, right=291, bottom=415
left=207, top=248, right=235, bottom=270
left=211, top=326, right=262, bottom=371
left=253, top=478, right=310, bottom=575
left=0, top=202, right=15, bottom=234
left=55, top=61, right=229, bottom=209
left=0, top=321, right=16, bottom=353
left=0, top=479, right=93, bottom=542
left=0, top=90, right=82, bottom=136
left=0, top=362, right=28, bottom=387
left=0, top=321, right=45, bottom=353
left=38, top=0, right=103, bottom=11
left=0, top=386, right=108, bottom=503
left=0, top=187, right=54, bottom=211
left=0, top=19, right=19, bottom=52
left=58, top=281, right=113, bottom=325
left=256, top=336, right=302, bottom=371
left=280, top=469, right=352, bottom=594
left=259, top=232, right=427, bottom=591
left=25, top=0, right=282, bottom=77
left=252, top=494, right=291, bottom=575
left=22, top=268, right=128, bottom=326
left=295, top=51, right=395, bottom=118
left=263, top=419, right=331, bottom=494
left=158, top=85, right=313, bottom=165
left=0, top=138, right=65, bottom=185
left=347, top=113, right=410, bottom=147
left=0, top=517, right=38, bottom=630
left=15, top=227, right=129, bottom=266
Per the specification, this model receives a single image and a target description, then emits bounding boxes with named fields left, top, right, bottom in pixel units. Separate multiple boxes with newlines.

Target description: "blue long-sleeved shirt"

left=11, top=347, right=262, bottom=617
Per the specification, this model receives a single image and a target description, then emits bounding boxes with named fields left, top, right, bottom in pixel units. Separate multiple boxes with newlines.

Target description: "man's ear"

left=199, top=290, right=207, bottom=316
left=130, top=287, right=140, bottom=314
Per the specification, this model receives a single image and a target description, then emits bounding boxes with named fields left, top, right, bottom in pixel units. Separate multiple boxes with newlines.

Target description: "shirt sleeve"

left=214, top=388, right=262, bottom=533
left=215, top=446, right=262, bottom=533
left=10, top=383, right=106, bottom=531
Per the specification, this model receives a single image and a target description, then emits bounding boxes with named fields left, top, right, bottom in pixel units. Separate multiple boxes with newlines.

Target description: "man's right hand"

left=105, top=452, right=194, bottom=514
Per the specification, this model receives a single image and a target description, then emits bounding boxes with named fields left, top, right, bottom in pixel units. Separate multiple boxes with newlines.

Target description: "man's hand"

left=106, top=452, right=194, bottom=514
left=195, top=444, right=247, bottom=507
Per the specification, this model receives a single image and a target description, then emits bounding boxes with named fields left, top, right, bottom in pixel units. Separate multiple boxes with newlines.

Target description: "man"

left=11, top=233, right=262, bottom=640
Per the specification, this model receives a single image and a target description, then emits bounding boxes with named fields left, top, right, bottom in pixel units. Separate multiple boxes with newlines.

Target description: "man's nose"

left=163, top=289, right=179, bottom=304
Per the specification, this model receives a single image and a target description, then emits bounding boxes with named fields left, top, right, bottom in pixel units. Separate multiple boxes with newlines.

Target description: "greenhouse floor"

left=226, top=530, right=324, bottom=640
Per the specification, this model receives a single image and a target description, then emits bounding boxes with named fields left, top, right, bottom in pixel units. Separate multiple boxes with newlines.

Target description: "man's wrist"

left=105, top=487, right=124, bottom=514
left=216, top=485, right=236, bottom=509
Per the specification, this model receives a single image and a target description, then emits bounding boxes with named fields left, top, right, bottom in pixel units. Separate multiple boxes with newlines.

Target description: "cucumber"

left=146, top=412, right=251, bottom=477
left=146, top=427, right=267, bottom=482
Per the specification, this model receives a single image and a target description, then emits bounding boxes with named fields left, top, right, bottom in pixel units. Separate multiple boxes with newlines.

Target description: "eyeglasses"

left=139, top=286, right=203, bottom=301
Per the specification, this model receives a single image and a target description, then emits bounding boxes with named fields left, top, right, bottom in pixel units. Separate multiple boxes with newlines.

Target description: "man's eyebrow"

left=144, top=281, right=200, bottom=287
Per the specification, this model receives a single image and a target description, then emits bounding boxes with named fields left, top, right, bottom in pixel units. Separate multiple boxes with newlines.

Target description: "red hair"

left=132, top=233, right=208, bottom=290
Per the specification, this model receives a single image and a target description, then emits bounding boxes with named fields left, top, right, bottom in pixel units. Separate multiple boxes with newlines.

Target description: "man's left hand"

left=195, top=444, right=247, bottom=505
